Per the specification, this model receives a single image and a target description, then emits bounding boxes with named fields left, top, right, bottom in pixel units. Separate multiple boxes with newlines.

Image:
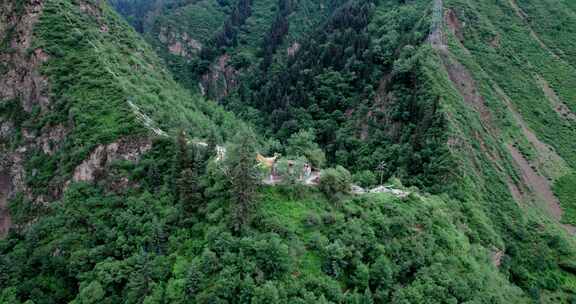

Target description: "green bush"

left=352, top=170, right=377, bottom=188
left=554, top=173, right=576, bottom=225
left=319, top=166, right=352, bottom=200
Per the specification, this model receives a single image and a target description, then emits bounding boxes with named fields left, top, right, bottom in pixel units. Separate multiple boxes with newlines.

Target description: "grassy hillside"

left=440, top=0, right=576, bottom=224
left=419, top=0, right=576, bottom=301
left=1, top=0, right=576, bottom=303
left=36, top=0, right=242, bottom=142
left=0, top=0, right=243, bottom=194
left=152, top=0, right=228, bottom=44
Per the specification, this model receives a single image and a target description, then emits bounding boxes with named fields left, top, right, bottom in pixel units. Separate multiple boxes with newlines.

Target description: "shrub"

left=303, top=212, right=321, bottom=228
left=352, top=170, right=377, bottom=188
left=319, top=166, right=352, bottom=200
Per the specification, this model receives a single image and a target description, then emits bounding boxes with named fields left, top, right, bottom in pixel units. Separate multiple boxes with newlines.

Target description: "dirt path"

left=0, top=171, right=11, bottom=237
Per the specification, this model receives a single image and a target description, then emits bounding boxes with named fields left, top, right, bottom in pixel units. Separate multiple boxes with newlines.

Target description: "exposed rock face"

left=0, top=122, right=69, bottom=212
left=201, top=54, right=239, bottom=101
left=0, top=146, right=29, bottom=237
left=287, top=42, right=301, bottom=57
left=72, top=137, right=152, bottom=182
left=0, top=169, right=12, bottom=237
left=38, top=124, right=68, bottom=155
left=0, top=121, right=15, bottom=140
left=0, top=0, right=50, bottom=112
left=158, top=27, right=202, bottom=57
left=0, top=0, right=48, bottom=236
left=1, top=0, right=160, bottom=237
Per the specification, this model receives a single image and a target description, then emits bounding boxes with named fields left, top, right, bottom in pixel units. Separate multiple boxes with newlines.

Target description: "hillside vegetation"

left=0, top=0, right=243, bottom=196
left=1, top=0, right=576, bottom=303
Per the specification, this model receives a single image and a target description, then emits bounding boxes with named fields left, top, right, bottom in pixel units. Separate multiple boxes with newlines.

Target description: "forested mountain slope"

left=110, top=0, right=343, bottom=95
left=1, top=0, right=576, bottom=303
left=0, top=0, right=242, bottom=234
left=130, top=0, right=576, bottom=229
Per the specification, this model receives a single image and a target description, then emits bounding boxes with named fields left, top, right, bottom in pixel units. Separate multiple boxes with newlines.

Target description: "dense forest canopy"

left=1, top=0, right=576, bottom=303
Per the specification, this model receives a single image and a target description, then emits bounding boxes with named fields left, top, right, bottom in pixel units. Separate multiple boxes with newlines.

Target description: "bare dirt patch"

left=445, top=9, right=464, bottom=43
left=438, top=51, right=494, bottom=130
left=491, top=249, right=504, bottom=268
left=535, top=75, right=576, bottom=121
left=494, top=85, right=568, bottom=179
left=489, top=35, right=501, bottom=49
left=507, top=144, right=566, bottom=222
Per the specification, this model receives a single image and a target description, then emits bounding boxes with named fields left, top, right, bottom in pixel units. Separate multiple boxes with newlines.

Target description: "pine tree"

left=204, top=129, right=219, bottom=165
left=361, top=288, right=374, bottom=304
left=177, top=167, right=202, bottom=214
left=151, top=217, right=167, bottom=255
left=146, top=163, right=161, bottom=190
left=125, top=252, right=153, bottom=304
left=171, top=130, right=205, bottom=217
left=185, top=263, right=204, bottom=297
left=225, top=129, right=260, bottom=234
left=174, top=130, right=191, bottom=173
left=172, top=130, right=190, bottom=202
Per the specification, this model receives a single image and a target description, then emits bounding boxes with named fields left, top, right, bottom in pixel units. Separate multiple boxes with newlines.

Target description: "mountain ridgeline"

left=1, top=0, right=576, bottom=303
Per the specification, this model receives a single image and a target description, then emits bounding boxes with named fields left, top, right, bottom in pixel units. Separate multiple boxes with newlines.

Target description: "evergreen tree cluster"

left=0, top=135, right=539, bottom=303
left=225, top=0, right=450, bottom=192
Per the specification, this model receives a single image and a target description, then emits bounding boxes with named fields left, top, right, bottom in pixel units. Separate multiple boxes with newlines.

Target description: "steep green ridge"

left=110, top=0, right=339, bottom=93
left=35, top=0, right=242, bottom=143
left=421, top=0, right=576, bottom=300
left=1, top=0, right=576, bottom=303
left=215, top=0, right=576, bottom=300
left=440, top=0, right=576, bottom=223
left=118, top=0, right=576, bottom=301
left=0, top=0, right=242, bottom=195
